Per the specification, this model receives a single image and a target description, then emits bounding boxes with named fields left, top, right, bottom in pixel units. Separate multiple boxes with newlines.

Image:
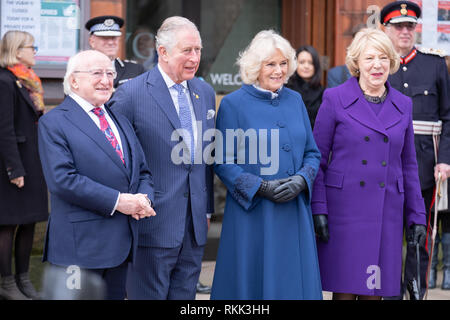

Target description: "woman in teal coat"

left=211, top=30, right=322, bottom=300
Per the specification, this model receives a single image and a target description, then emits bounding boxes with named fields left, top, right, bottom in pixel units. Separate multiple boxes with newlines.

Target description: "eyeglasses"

left=21, top=45, right=38, bottom=52
left=73, top=69, right=117, bottom=79
left=388, top=22, right=417, bottom=31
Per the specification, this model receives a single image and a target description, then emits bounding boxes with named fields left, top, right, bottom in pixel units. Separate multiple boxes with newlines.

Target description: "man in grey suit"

left=108, top=16, right=215, bottom=300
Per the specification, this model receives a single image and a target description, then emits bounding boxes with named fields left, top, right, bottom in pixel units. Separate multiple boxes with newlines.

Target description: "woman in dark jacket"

left=0, top=30, right=48, bottom=300
left=287, top=45, right=324, bottom=128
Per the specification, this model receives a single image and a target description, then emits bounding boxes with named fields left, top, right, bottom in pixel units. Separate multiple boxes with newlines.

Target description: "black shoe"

left=196, top=282, right=211, bottom=294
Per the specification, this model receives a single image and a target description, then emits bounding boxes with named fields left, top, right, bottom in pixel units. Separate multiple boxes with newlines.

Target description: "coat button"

left=277, top=120, right=285, bottom=128
left=362, top=160, right=368, bottom=165
left=364, top=136, right=370, bottom=142
left=384, top=137, right=389, bottom=143
left=360, top=181, right=365, bottom=187
left=403, top=66, right=408, bottom=72
left=272, top=100, right=279, bottom=106
left=287, top=169, right=294, bottom=176
left=380, top=182, right=385, bottom=188
left=382, top=161, right=387, bottom=167
left=184, top=192, right=189, bottom=198
left=282, top=144, right=291, bottom=152
left=404, top=83, right=409, bottom=88
left=424, top=90, right=429, bottom=96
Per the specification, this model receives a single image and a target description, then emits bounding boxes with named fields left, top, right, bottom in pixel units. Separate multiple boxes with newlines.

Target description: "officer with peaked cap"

left=381, top=1, right=450, bottom=298
left=85, top=15, right=145, bottom=88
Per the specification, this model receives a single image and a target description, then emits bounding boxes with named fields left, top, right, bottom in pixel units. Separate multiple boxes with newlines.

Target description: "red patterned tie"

left=92, top=107, right=125, bottom=165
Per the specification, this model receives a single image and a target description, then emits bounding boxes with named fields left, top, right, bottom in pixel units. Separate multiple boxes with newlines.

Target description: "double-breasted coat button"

left=362, top=160, right=368, bottom=165
left=380, top=182, right=385, bottom=188
left=403, top=66, right=408, bottom=72
left=404, top=83, right=409, bottom=88
left=360, top=181, right=365, bottom=187
left=382, top=161, right=387, bottom=167
left=384, top=137, right=389, bottom=143
left=424, top=90, right=429, bottom=96
left=364, top=136, right=370, bottom=142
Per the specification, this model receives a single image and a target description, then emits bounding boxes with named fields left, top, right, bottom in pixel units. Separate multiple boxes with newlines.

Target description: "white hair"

left=63, top=50, right=112, bottom=95
left=237, top=30, right=297, bottom=85
left=155, top=16, right=201, bottom=52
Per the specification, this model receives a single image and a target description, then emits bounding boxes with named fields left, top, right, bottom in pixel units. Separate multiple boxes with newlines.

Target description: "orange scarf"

left=7, top=64, right=45, bottom=112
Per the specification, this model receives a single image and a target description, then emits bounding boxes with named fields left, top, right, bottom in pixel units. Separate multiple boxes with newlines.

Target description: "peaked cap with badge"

left=85, top=15, right=145, bottom=88
left=380, top=0, right=421, bottom=25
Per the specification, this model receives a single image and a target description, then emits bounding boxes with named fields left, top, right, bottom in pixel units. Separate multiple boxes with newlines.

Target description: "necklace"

left=363, top=89, right=387, bottom=104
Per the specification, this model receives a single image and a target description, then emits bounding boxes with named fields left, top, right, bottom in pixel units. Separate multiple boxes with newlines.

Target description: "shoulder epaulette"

left=417, top=47, right=447, bottom=57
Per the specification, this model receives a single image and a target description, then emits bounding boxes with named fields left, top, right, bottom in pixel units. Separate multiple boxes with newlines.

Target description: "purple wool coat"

left=312, top=77, right=426, bottom=296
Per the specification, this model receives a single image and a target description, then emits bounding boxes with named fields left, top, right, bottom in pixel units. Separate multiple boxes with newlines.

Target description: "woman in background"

left=287, top=45, right=324, bottom=128
left=0, top=30, right=48, bottom=300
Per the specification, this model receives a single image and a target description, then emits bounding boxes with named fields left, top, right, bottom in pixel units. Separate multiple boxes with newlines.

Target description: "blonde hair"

left=0, top=30, right=34, bottom=68
left=346, top=28, right=400, bottom=77
left=237, top=30, right=297, bottom=85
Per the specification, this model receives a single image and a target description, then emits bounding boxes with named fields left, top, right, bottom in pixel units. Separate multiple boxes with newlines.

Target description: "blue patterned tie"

left=173, top=84, right=194, bottom=163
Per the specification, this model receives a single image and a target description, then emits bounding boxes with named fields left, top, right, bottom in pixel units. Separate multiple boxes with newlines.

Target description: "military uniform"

left=114, top=57, right=145, bottom=88
left=389, top=47, right=450, bottom=190
left=381, top=0, right=450, bottom=298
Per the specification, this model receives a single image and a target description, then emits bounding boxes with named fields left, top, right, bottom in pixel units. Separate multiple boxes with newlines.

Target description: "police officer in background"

left=85, top=15, right=145, bottom=88
left=381, top=1, right=450, bottom=298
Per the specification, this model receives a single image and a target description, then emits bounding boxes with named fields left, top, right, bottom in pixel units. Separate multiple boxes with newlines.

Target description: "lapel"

left=62, top=97, right=129, bottom=177
left=187, top=79, right=204, bottom=127
left=146, top=67, right=182, bottom=130
left=340, top=77, right=403, bottom=135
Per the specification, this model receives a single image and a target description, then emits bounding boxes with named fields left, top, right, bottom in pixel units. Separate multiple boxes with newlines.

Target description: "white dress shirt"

left=157, top=64, right=198, bottom=154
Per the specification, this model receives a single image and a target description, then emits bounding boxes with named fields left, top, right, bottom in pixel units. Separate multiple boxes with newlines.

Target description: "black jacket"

left=286, top=72, right=324, bottom=129
left=0, top=67, right=48, bottom=224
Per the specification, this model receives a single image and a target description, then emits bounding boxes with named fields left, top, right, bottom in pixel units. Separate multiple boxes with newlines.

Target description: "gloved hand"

left=273, top=175, right=307, bottom=203
left=256, top=179, right=284, bottom=202
left=408, top=224, right=427, bottom=247
left=313, top=214, right=329, bottom=243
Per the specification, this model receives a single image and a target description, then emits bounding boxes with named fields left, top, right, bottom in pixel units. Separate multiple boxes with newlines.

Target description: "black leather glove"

left=313, top=214, right=329, bottom=243
left=273, top=175, right=307, bottom=203
left=257, top=179, right=284, bottom=202
left=408, top=224, right=427, bottom=247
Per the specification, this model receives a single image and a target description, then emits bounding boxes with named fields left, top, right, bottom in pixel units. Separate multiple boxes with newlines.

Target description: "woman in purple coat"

left=312, top=28, right=427, bottom=300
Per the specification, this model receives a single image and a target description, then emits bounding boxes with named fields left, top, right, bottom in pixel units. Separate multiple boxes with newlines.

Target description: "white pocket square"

left=207, top=109, right=216, bottom=120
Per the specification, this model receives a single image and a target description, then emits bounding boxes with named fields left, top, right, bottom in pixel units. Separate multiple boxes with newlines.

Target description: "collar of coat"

left=338, top=77, right=407, bottom=135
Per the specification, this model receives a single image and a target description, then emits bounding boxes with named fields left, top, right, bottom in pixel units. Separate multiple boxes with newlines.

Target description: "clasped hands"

left=257, top=175, right=306, bottom=203
left=116, top=193, right=156, bottom=220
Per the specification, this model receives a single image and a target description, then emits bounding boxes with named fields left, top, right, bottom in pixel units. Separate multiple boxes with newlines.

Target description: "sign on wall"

left=1, top=0, right=80, bottom=64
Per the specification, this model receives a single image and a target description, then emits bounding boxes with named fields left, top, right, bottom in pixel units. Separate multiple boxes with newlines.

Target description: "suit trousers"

left=126, top=198, right=205, bottom=300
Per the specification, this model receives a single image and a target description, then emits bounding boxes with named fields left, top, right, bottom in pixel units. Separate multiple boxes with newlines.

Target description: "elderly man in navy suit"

left=38, top=50, right=156, bottom=300
left=109, top=16, right=215, bottom=300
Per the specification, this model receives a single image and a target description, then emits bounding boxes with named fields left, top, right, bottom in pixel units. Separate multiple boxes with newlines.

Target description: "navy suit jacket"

left=38, top=96, right=154, bottom=269
left=109, top=66, right=215, bottom=248
left=327, top=65, right=351, bottom=88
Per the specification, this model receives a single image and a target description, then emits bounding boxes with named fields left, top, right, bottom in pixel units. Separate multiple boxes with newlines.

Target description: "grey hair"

left=63, top=50, right=112, bottom=95
left=237, top=30, right=297, bottom=85
left=155, top=16, right=201, bottom=52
